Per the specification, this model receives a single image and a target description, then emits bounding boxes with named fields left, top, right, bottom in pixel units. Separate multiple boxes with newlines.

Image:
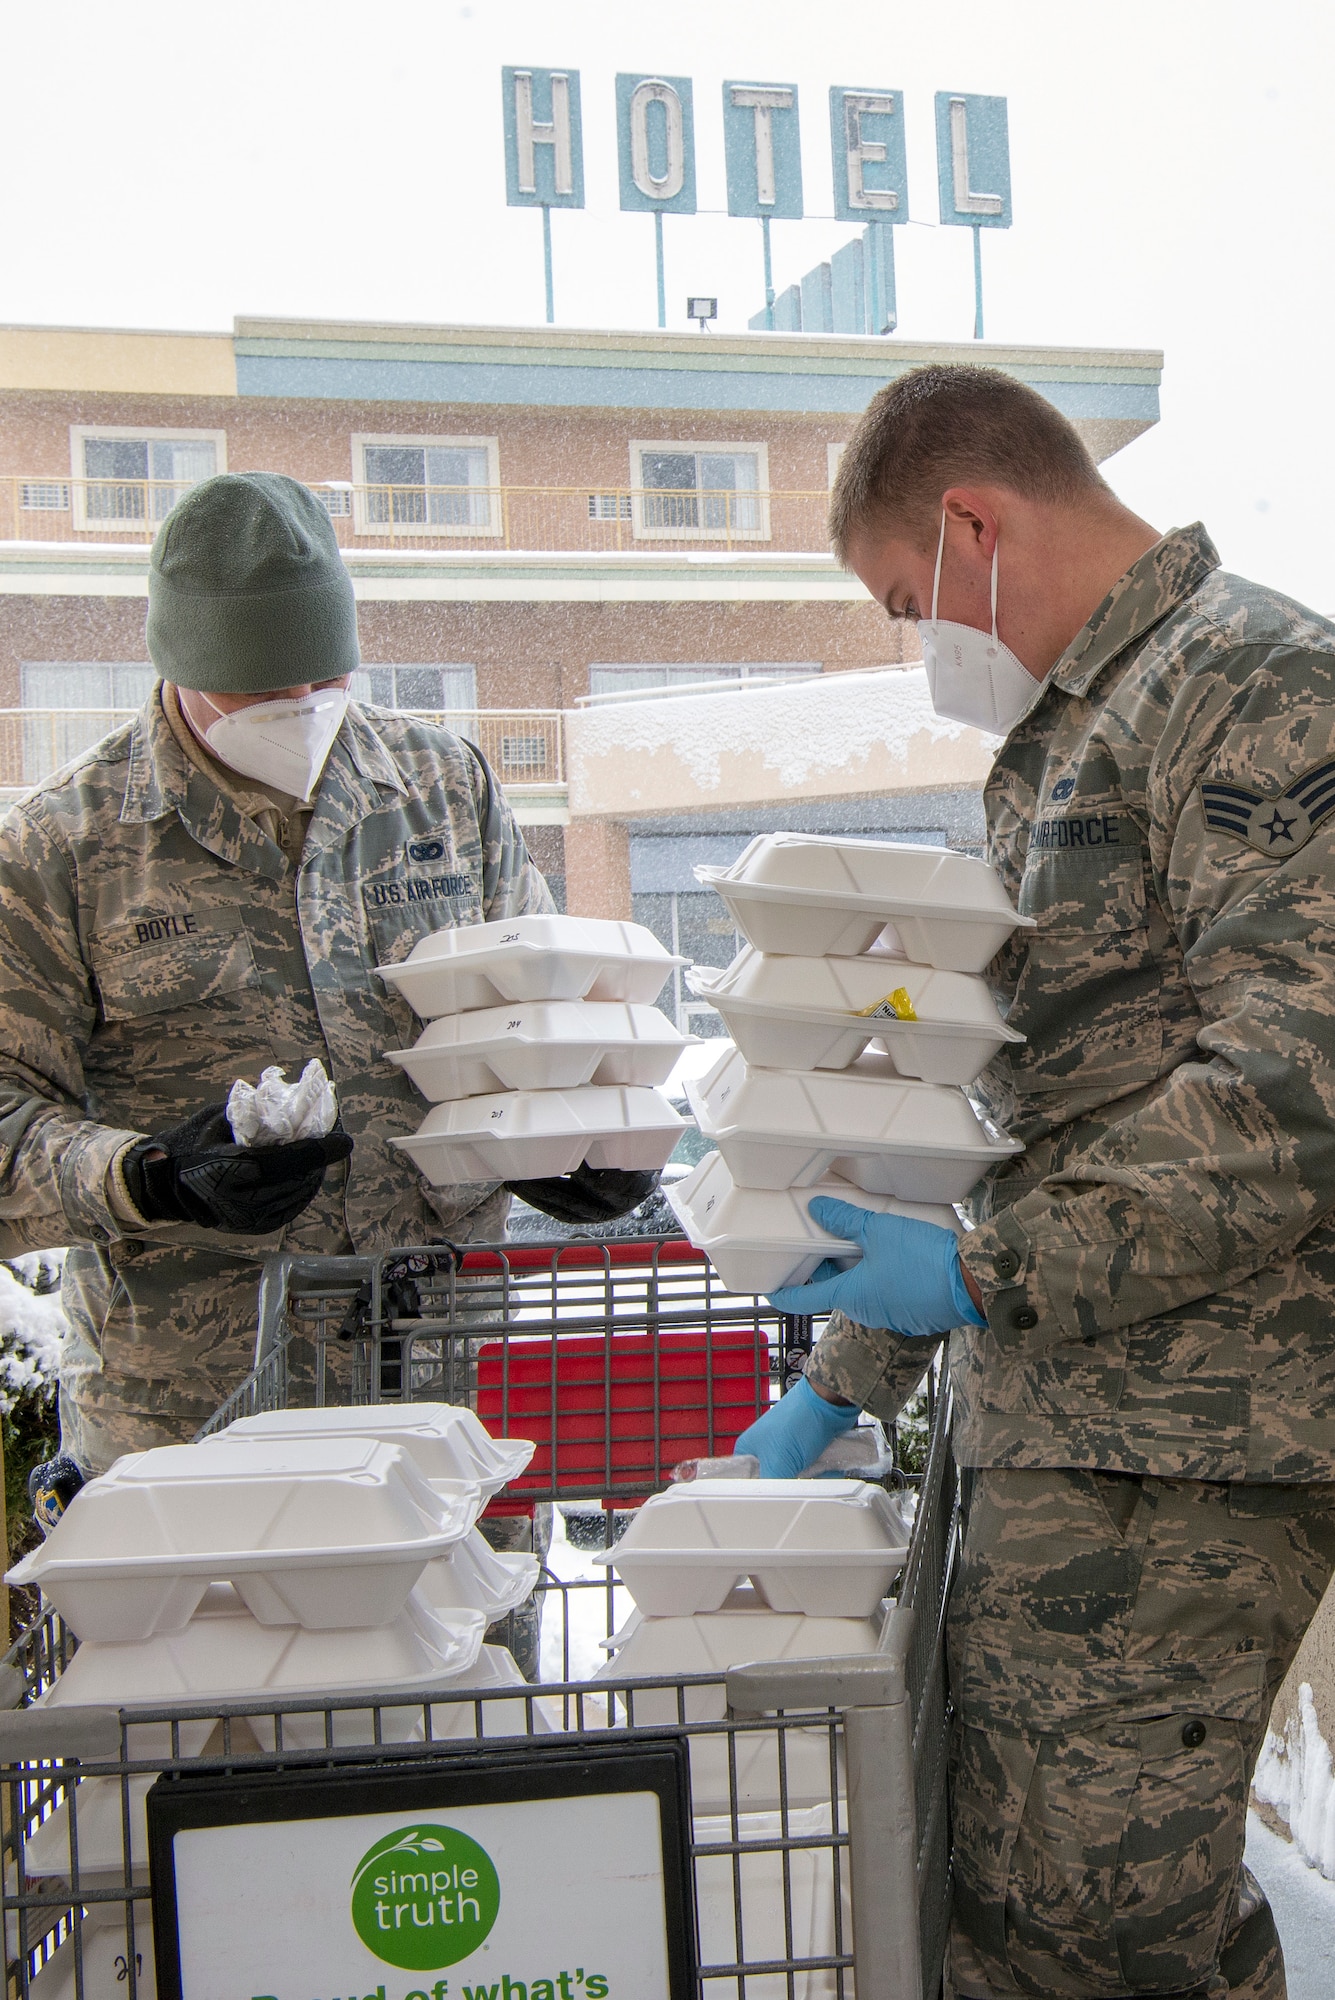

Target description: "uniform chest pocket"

left=1009, top=841, right=1164, bottom=1092
left=89, top=906, right=260, bottom=1022
left=366, top=901, right=481, bottom=973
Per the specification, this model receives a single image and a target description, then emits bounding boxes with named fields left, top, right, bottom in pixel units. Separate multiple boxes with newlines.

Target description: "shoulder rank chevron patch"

left=1199, top=757, right=1335, bottom=857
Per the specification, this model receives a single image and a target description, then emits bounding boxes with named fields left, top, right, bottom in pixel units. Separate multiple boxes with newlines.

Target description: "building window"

left=352, top=435, right=500, bottom=536
left=351, top=664, right=478, bottom=713
left=313, top=483, right=353, bottom=516
left=828, top=442, right=847, bottom=484
left=69, top=428, right=225, bottom=528
left=630, top=442, right=769, bottom=540
left=586, top=662, right=818, bottom=700
left=19, top=661, right=157, bottom=783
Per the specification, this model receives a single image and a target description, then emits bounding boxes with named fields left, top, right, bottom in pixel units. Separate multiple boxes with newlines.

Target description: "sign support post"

left=761, top=214, right=775, bottom=328
left=542, top=204, right=555, bottom=323
left=655, top=210, right=666, bottom=328
left=972, top=222, right=984, bottom=339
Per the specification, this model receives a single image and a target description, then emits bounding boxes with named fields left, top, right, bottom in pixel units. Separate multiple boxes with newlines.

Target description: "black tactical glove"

left=506, top=1162, right=661, bottom=1226
left=122, top=1101, right=354, bottom=1235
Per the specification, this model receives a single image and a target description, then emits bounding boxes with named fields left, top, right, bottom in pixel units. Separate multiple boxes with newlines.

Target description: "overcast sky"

left=8, top=1, right=1333, bottom=603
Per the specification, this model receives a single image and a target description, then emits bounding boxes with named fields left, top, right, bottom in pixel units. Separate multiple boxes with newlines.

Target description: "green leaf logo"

left=351, top=1824, right=500, bottom=1969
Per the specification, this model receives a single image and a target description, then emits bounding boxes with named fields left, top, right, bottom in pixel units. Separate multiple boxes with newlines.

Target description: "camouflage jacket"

left=0, top=688, right=552, bottom=1468
left=808, top=523, right=1335, bottom=1480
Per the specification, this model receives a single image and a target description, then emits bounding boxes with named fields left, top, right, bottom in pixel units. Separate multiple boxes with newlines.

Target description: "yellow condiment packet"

left=853, top=986, right=918, bottom=1022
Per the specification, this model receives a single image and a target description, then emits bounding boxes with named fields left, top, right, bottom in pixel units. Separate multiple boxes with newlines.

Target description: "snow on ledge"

left=1254, top=1683, right=1335, bottom=1879
left=567, top=664, right=995, bottom=811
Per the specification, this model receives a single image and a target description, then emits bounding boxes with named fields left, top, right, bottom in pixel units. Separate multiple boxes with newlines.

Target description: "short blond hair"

left=829, top=364, right=1107, bottom=561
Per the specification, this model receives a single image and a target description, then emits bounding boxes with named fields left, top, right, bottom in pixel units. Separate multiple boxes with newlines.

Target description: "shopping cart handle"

left=0, top=1704, right=123, bottom=1763
left=726, top=1650, right=908, bottom=1715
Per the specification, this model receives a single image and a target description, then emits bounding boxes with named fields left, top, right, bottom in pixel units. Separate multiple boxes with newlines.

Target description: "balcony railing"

left=0, top=708, right=565, bottom=793
left=0, top=480, right=834, bottom=554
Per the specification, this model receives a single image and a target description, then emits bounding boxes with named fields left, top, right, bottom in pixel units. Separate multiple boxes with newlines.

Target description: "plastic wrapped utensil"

left=227, top=1059, right=338, bottom=1146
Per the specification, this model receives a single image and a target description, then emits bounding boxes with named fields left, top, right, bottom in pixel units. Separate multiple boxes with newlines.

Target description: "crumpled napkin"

left=226, top=1059, right=339, bottom=1147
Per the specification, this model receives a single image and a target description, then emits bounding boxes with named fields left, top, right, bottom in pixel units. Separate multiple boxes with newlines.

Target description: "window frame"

left=350, top=663, right=478, bottom=714
left=628, top=439, right=771, bottom=542
left=68, top=426, right=227, bottom=532
left=350, top=433, right=501, bottom=538
left=19, top=660, right=157, bottom=785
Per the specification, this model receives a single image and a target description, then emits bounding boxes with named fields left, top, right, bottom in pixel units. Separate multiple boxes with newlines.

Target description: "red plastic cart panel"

left=477, top=1328, right=770, bottom=1511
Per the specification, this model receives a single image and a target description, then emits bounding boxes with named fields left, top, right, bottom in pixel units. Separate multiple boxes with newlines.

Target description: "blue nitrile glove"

left=767, top=1198, right=987, bottom=1334
left=734, top=1374, right=861, bottom=1478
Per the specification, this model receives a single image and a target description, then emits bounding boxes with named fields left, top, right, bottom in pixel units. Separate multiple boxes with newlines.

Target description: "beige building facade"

left=0, top=314, right=1161, bottom=996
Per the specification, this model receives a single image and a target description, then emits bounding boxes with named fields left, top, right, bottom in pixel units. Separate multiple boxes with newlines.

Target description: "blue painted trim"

left=234, top=352, right=1158, bottom=422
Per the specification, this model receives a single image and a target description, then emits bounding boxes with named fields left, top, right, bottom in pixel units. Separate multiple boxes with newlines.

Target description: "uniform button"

left=119, top=1239, right=143, bottom=1261
left=994, top=1250, right=1020, bottom=1279
left=1181, top=1719, right=1207, bottom=1749
left=1012, top=1306, right=1038, bottom=1330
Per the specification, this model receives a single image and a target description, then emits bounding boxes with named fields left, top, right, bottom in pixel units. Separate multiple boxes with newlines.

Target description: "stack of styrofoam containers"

left=376, top=914, right=689, bottom=1186
left=591, top=1478, right=913, bottom=1805
left=592, top=1477, right=912, bottom=1996
left=667, top=834, right=1030, bottom=1291
left=8, top=1404, right=547, bottom=1968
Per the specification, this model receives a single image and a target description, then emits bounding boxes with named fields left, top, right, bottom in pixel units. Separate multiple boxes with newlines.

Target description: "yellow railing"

left=0, top=708, right=565, bottom=793
left=0, top=480, right=835, bottom=554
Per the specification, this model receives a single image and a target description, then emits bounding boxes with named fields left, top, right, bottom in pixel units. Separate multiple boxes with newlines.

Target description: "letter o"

left=630, top=79, right=685, bottom=200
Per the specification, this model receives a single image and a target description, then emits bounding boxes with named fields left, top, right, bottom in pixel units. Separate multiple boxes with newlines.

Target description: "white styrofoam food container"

left=687, top=1044, right=1020, bottom=1201
left=393, top=1084, right=684, bottom=1184
left=8, top=1439, right=480, bottom=1640
left=415, top=1531, right=539, bottom=1620
left=377, top=914, right=683, bottom=1017
left=30, top=1905, right=158, bottom=2000
left=665, top=1150, right=960, bottom=1296
left=695, top=1805, right=849, bottom=1999
left=687, top=946, right=1022, bottom=1085
left=593, top=1601, right=880, bottom=1816
left=599, top=1604, right=882, bottom=1680
left=26, top=1643, right=538, bottom=1883
left=385, top=999, right=688, bottom=1100
left=596, top=1479, right=913, bottom=1618
left=211, top=1401, right=533, bottom=1501
left=35, top=1582, right=488, bottom=1707
left=695, top=833, right=1032, bottom=972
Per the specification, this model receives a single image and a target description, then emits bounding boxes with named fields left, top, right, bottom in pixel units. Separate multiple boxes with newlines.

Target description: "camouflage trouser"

left=478, top=1506, right=552, bottom=1682
left=946, top=1469, right=1335, bottom=2000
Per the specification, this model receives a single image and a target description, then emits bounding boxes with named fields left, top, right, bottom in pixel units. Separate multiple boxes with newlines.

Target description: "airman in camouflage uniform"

left=0, top=473, right=558, bottom=1482
left=802, top=507, right=1335, bottom=1996
left=0, top=683, right=552, bottom=1473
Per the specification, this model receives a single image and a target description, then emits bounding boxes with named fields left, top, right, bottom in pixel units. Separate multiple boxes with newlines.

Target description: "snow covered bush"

left=0, top=1255, right=65, bottom=1603
left=0, top=1256, right=65, bottom=1415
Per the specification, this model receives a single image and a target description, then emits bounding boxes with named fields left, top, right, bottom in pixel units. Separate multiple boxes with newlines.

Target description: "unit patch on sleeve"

left=1199, top=758, right=1335, bottom=856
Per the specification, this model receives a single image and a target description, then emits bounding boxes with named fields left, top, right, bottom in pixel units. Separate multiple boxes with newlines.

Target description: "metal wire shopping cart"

left=0, top=1234, right=956, bottom=2000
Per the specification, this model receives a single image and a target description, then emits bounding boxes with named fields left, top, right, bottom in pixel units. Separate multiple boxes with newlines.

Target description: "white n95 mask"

left=917, top=512, right=1044, bottom=736
left=198, top=688, right=350, bottom=803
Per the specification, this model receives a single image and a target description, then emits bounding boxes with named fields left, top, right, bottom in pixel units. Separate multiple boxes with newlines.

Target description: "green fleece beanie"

left=146, top=472, right=360, bottom=693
